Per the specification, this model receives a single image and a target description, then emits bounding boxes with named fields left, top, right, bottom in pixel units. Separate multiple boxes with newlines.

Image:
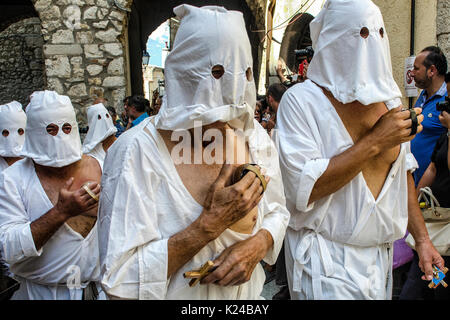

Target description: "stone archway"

left=437, top=0, right=450, bottom=63
left=0, top=1, right=45, bottom=106
left=127, top=0, right=267, bottom=96
left=28, top=0, right=266, bottom=125
left=278, top=12, right=314, bottom=74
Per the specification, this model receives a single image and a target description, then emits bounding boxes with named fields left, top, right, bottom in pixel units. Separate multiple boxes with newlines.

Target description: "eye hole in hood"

left=211, top=65, right=225, bottom=79
left=46, top=124, right=59, bottom=136
left=360, top=27, right=369, bottom=39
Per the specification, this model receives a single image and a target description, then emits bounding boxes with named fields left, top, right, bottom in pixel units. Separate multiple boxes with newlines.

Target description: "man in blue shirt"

left=410, top=46, right=448, bottom=185
left=124, top=95, right=150, bottom=130
left=399, top=46, right=448, bottom=300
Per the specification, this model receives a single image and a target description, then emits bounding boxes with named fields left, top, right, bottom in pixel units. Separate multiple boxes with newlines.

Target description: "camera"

left=294, top=46, right=314, bottom=61
left=436, top=98, right=450, bottom=113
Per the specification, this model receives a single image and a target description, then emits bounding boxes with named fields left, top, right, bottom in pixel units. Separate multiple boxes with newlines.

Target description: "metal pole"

left=409, top=0, right=415, bottom=109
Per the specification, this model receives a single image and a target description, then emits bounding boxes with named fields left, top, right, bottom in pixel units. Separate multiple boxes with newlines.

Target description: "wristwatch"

left=447, top=129, right=450, bottom=137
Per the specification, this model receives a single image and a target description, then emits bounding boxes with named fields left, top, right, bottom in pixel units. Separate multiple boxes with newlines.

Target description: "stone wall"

left=245, top=0, right=266, bottom=31
left=0, top=17, right=45, bottom=106
left=32, top=0, right=130, bottom=126
left=30, top=0, right=267, bottom=125
left=437, top=0, right=450, bottom=63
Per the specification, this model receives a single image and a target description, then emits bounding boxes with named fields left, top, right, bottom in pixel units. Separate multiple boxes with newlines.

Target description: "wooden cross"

left=183, top=260, right=216, bottom=287
left=428, top=265, right=448, bottom=289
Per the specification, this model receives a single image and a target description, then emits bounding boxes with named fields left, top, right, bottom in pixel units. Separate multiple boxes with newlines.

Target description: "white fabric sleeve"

left=275, top=90, right=330, bottom=213
left=98, top=143, right=169, bottom=300
left=252, top=125, right=290, bottom=265
left=259, top=181, right=289, bottom=265
left=0, top=171, right=42, bottom=266
left=404, top=141, right=418, bottom=173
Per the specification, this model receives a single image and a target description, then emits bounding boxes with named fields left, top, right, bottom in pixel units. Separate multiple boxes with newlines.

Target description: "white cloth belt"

left=292, top=230, right=335, bottom=300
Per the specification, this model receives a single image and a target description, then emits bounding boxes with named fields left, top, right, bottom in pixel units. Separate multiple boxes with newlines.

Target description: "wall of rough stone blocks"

left=245, top=0, right=266, bottom=31
left=437, top=0, right=450, bottom=64
left=0, top=17, right=45, bottom=107
left=32, top=0, right=130, bottom=126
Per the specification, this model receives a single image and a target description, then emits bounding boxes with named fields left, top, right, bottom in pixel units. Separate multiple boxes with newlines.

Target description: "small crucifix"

left=183, top=260, right=217, bottom=287
left=428, top=265, right=448, bottom=289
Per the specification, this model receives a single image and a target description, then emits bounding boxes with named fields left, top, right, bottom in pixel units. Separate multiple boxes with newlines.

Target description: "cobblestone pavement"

left=261, top=278, right=281, bottom=300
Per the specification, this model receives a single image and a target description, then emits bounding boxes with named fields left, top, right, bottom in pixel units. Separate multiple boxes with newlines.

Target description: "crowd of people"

left=0, top=0, right=448, bottom=301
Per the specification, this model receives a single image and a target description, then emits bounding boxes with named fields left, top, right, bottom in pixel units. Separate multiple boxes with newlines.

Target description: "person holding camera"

left=276, top=46, right=313, bottom=88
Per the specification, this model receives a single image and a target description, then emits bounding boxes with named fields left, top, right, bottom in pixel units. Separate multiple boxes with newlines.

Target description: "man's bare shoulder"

left=80, top=154, right=102, bottom=174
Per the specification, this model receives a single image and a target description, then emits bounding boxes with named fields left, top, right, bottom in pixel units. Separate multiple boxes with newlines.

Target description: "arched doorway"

left=0, top=0, right=38, bottom=32
left=278, top=12, right=314, bottom=75
left=0, top=0, right=45, bottom=106
left=127, top=0, right=264, bottom=96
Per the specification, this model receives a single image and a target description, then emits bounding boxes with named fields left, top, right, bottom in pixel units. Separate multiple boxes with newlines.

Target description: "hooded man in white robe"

left=82, top=102, right=117, bottom=167
left=98, top=4, right=290, bottom=300
left=0, top=100, right=27, bottom=298
left=275, top=0, right=444, bottom=300
left=0, top=90, right=105, bottom=300
left=0, top=101, right=26, bottom=171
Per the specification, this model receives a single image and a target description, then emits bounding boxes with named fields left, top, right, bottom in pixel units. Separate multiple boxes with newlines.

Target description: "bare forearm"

left=167, top=217, right=217, bottom=278
left=30, top=207, right=69, bottom=251
left=309, top=135, right=379, bottom=205
left=416, top=163, right=436, bottom=195
left=406, top=172, right=429, bottom=244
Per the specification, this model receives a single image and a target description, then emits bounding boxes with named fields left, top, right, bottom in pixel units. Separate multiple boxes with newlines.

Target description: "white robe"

left=0, top=158, right=104, bottom=300
left=275, top=80, right=418, bottom=300
left=85, top=143, right=105, bottom=169
left=0, top=157, right=8, bottom=172
left=98, top=117, right=290, bottom=299
left=0, top=156, right=10, bottom=277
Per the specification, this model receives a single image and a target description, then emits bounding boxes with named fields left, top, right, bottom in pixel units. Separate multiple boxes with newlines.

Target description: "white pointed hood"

left=82, top=103, right=117, bottom=154
left=21, top=90, right=82, bottom=167
left=154, top=4, right=256, bottom=133
left=307, top=0, right=402, bottom=105
left=0, top=101, right=27, bottom=157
